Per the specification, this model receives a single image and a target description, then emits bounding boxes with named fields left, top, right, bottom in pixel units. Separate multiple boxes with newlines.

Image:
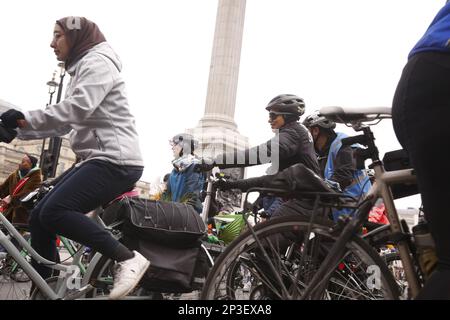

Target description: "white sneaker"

left=109, top=251, right=150, bottom=300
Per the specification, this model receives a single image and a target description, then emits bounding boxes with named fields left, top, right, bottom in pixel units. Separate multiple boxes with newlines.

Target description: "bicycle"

left=0, top=204, right=104, bottom=300
left=201, top=106, right=426, bottom=300
left=0, top=185, right=216, bottom=300
left=0, top=187, right=94, bottom=299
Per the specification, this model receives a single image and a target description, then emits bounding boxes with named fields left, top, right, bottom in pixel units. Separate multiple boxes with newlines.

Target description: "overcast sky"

left=0, top=0, right=444, bottom=207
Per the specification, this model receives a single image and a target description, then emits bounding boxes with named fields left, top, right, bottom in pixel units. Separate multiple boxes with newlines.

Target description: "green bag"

left=214, top=214, right=246, bottom=245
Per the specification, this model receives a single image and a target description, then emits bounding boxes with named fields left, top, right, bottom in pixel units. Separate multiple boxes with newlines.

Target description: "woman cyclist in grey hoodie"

left=0, top=17, right=149, bottom=300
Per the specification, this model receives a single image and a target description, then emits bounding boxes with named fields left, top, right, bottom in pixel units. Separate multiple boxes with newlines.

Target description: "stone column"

left=188, top=0, right=249, bottom=213
left=199, top=0, right=246, bottom=131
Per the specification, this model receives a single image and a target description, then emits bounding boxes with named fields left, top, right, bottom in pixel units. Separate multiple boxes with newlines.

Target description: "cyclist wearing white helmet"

left=163, top=133, right=205, bottom=213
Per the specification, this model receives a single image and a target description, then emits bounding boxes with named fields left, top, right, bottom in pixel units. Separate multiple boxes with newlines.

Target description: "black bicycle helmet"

left=265, top=94, right=306, bottom=116
left=171, top=133, right=199, bottom=155
left=303, top=111, right=336, bottom=129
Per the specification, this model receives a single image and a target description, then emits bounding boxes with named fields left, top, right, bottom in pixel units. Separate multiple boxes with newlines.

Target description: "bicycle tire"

left=201, top=215, right=400, bottom=300
left=0, top=258, right=31, bottom=300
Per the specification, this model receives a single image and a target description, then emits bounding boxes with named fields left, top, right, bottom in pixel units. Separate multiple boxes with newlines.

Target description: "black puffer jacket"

left=214, top=121, right=320, bottom=175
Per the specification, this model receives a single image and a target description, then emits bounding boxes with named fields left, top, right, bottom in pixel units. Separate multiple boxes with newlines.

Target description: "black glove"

left=0, top=109, right=25, bottom=129
left=216, top=176, right=269, bottom=192
left=194, top=158, right=216, bottom=172
left=0, top=122, right=17, bottom=143
left=214, top=179, right=241, bottom=191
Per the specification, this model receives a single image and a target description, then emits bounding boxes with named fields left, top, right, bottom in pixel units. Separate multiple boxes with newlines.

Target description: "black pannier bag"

left=130, top=238, right=201, bottom=293
left=382, top=149, right=419, bottom=199
left=103, top=197, right=207, bottom=293
left=121, top=197, right=206, bottom=248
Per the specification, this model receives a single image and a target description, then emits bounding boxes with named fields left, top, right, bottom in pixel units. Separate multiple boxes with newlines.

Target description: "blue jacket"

left=409, top=2, right=450, bottom=58
left=166, top=163, right=205, bottom=214
left=324, top=132, right=371, bottom=221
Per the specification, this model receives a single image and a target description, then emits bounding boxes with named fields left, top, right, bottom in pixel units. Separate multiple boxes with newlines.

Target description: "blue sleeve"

left=183, top=167, right=205, bottom=195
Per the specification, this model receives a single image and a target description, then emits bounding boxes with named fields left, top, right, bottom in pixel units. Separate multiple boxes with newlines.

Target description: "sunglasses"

left=269, top=112, right=291, bottom=120
left=169, top=140, right=180, bottom=147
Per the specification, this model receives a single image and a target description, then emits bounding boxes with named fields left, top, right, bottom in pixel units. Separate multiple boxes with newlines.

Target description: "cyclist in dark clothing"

left=303, top=113, right=354, bottom=189
left=392, top=1, right=450, bottom=299
left=212, top=94, right=319, bottom=175
left=303, top=111, right=371, bottom=221
left=204, top=94, right=320, bottom=217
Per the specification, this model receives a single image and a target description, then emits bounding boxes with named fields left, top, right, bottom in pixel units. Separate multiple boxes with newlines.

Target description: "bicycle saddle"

left=319, top=106, right=391, bottom=124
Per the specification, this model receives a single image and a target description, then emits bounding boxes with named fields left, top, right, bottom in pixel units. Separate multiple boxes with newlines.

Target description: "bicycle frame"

left=7, top=233, right=86, bottom=276
left=368, top=165, right=421, bottom=296
left=201, top=176, right=214, bottom=225
left=238, top=188, right=361, bottom=299
left=0, top=208, right=108, bottom=300
left=298, top=117, right=422, bottom=299
left=0, top=212, right=69, bottom=299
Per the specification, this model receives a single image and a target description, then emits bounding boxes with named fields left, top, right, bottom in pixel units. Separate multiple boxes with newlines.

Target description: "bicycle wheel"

left=201, top=215, right=400, bottom=300
left=0, top=256, right=31, bottom=300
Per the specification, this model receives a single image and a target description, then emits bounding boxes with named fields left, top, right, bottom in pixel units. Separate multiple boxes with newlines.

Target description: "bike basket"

left=120, top=197, right=206, bottom=248
left=214, top=214, right=246, bottom=245
left=382, top=149, right=419, bottom=199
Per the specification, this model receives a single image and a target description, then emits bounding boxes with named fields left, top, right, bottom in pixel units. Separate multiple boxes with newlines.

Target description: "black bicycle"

left=201, top=106, right=425, bottom=300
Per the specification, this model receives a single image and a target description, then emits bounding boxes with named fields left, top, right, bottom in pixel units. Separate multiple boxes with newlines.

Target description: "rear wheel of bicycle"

left=0, top=258, right=31, bottom=300
left=201, top=215, right=400, bottom=300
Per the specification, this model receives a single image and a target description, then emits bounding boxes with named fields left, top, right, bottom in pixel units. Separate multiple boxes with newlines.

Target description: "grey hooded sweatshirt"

left=17, top=42, right=143, bottom=167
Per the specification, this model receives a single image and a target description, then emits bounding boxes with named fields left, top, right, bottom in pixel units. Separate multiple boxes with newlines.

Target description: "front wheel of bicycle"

left=201, top=215, right=400, bottom=300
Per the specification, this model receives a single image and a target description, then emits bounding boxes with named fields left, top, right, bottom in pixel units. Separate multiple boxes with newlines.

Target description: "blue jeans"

left=30, top=160, right=142, bottom=279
